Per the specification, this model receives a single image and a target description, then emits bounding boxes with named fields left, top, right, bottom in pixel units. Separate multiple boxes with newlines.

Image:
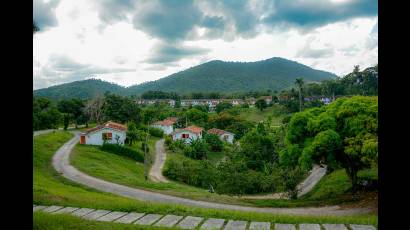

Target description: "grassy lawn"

left=235, top=106, right=285, bottom=125
left=33, top=131, right=377, bottom=227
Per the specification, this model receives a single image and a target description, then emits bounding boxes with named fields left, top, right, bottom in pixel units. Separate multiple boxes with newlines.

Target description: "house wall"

left=219, top=133, right=234, bottom=144
left=151, top=124, right=174, bottom=135
left=85, top=128, right=126, bottom=146
left=172, top=130, right=199, bottom=143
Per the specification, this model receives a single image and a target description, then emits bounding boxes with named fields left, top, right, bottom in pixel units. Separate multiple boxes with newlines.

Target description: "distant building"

left=207, top=128, right=234, bottom=144
left=79, top=121, right=127, bottom=146
left=260, top=96, right=273, bottom=104
left=151, top=119, right=176, bottom=135
left=172, top=125, right=204, bottom=144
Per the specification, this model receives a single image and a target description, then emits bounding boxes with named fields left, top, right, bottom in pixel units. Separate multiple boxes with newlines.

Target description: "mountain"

left=33, top=79, right=125, bottom=100
left=34, top=57, right=338, bottom=100
left=124, top=57, right=337, bottom=95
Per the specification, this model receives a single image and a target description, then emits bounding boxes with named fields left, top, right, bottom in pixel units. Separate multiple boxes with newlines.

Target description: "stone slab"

left=114, top=212, right=145, bottom=224
left=299, top=224, right=321, bottom=230
left=71, top=208, right=95, bottom=217
left=200, top=218, right=225, bottom=230
left=135, top=214, right=163, bottom=225
left=83, top=210, right=111, bottom=220
left=322, top=224, right=348, bottom=230
left=249, top=221, right=270, bottom=230
left=42, top=205, right=64, bottom=213
left=97, top=211, right=128, bottom=222
left=52, top=207, right=79, bottom=214
left=224, top=220, right=247, bottom=230
left=154, top=214, right=183, bottom=227
left=177, top=216, right=204, bottom=229
left=33, top=205, right=47, bottom=212
left=350, top=224, right=377, bottom=230
left=275, top=224, right=296, bottom=230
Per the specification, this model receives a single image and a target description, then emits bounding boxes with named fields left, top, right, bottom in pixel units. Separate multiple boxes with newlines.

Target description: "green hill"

left=125, top=57, right=337, bottom=95
left=34, top=57, right=337, bottom=100
left=33, top=79, right=125, bottom=100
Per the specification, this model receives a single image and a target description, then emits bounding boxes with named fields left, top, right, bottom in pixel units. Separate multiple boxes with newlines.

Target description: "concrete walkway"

left=149, top=139, right=169, bottom=183
left=297, top=165, right=328, bottom=198
left=51, top=133, right=374, bottom=216
left=33, top=204, right=377, bottom=230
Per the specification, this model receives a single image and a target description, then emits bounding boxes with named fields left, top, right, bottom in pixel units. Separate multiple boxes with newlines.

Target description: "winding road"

left=51, top=133, right=374, bottom=216
left=149, top=139, right=169, bottom=183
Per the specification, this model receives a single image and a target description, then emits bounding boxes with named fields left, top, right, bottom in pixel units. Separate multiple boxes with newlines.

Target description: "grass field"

left=234, top=105, right=285, bottom=125
left=33, top=131, right=377, bottom=227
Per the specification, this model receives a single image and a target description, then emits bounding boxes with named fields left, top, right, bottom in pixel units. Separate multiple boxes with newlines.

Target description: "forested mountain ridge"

left=124, top=57, right=337, bottom=95
left=34, top=57, right=338, bottom=100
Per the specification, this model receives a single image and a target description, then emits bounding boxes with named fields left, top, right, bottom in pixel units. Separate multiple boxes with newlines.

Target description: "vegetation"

left=33, top=97, right=62, bottom=131
left=281, top=96, right=378, bottom=191
left=255, top=98, right=267, bottom=111
left=101, top=143, right=144, bottom=162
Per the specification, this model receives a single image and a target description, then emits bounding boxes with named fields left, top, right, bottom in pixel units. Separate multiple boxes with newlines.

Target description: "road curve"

left=33, top=129, right=55, bottom=136
left=149, top=139, right=169, bottom=183
left=52, top=133, right=373, bottom=216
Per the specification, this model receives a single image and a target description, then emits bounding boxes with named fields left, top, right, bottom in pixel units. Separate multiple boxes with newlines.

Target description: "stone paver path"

left=322, top=224, right=348, bottom=230
left=135, top=214, right=163, bottom=225
left=299, top=223, right=321, bottom=230
left=224, top=220, right=247, bottom=230
left=249, top=221, right=270, bottom=230
left=33, top=204, right=377, bottom=229
left=200, top=218, right=225, bottom=230
left=114, top=212, right=145, bottom=224
left=275, top=223, right=296, bottom=230
left=154, top=214, right=183, bottom=227
left=177, top=216, right=204, bottom=229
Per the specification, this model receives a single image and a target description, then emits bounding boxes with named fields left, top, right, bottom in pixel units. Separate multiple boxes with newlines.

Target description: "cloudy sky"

left=33, top=0, right=378, bottom=90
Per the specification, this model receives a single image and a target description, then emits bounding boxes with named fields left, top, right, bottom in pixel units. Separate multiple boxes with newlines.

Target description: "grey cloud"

left=92, top=0, right=136, bottom=24
left=34, top=54, right=134, bottom=89
left=145, top=43, right=210, bottom=64
left=296, top=38, right=334, bottom=58
left=33, top=0, right=60, bottom=30
left=263, top=0, right=378, bottom=29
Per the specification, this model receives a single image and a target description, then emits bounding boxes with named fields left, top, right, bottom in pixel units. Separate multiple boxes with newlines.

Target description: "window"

left=223, top=135, right=229, bottom=140
left=102, top=132, right=112, bottom=140
left=182, top=133, right=189, bottom=138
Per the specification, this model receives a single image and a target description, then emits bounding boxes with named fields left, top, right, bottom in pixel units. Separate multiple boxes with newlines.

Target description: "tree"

left=295, top=78, right=304, bottom=112
left=215, top=102, right=232, bottom=113
left=33, top=20, right=39, bottom=34
left=57, top=99, right=85, bottom=128
left=204, top=134, right=224, bottom=152
left=103, top=93, right=142, bottom=124
left=84, top=97, right=104, bottom=124
left=255, top=99, right=267, bottom=111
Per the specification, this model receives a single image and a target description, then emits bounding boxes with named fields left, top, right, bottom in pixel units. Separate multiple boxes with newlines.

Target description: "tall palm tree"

left=295, top=78, right=304, bottom=112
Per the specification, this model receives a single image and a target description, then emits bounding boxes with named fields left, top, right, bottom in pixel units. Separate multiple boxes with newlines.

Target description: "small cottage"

left=79, top=121, right=127, bottom=146
left=172, top=125, right=203, bottom=144
left=207, top=128, right=235, bottom=144
left=151, top=119, right=176, bottom=135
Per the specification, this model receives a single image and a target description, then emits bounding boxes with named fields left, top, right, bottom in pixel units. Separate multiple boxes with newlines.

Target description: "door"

left=80, top=135, right=86, bottom=144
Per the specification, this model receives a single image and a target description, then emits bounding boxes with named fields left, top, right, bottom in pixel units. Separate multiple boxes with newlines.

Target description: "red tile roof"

left=183, top=125, right=203, bottom=134
left=207, top=128, right=231, bottom=136
left=153, top=119, right=175, bottom=126
left=83, top=121, right=127, bottom=134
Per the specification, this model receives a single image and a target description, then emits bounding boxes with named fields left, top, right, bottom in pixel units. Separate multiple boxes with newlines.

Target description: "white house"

left=79, top=121, right=127, bottom=146
left=207, top=128, right=235, bottom=144
left=151, top=119, right=175, bottom=135
left=172, top=125, right=203, bottom=144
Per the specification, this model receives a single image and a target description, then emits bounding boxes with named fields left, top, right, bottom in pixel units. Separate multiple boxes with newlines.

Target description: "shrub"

left=204, top=134, right=224, bottom=152
left=164, top=136, right=172, bottom=146
left=101, top=143, right=144, bottom=162
left=141, top=142, right=150, bottom=153
left=183, top=139, right=209, bottom=160
left=149, top=127, right=164, bottom=138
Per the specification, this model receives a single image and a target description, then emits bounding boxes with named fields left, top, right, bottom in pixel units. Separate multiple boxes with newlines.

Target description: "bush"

left=164, top=136, right=173, bottom=146
left=101, top=143, right=144, bottom=162
left=149, top=127, right=164, bottom=138
left=141, top=142, right=150, bottom=153
left=183, top=139, right=209, bottom=160
left=204, top=134, right=224, bottom=152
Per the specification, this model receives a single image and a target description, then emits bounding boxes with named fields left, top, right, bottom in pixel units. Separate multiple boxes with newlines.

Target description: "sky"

left=33, top=0, right=378, bottom=90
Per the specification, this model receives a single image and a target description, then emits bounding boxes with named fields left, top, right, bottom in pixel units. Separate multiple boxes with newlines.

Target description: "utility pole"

left=144, top=122, right=150, bottom=181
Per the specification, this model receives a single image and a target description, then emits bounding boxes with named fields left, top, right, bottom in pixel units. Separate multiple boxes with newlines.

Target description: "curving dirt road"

left=149, top=139, right=169, bottom=183
left=52, top=133, right=374, bottom=216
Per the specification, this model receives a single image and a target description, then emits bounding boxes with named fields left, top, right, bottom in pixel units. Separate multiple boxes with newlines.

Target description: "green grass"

left=235, top=106, right=285, bottom=125
left=33, top=131, right=377, bottom=227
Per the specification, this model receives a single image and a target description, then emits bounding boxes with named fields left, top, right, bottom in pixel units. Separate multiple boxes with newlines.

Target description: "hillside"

left=33, top=79, right=125, bottom=100
left=125, top=57, right=337, bottom=95
left=34, top=57, right=337, bottom=100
